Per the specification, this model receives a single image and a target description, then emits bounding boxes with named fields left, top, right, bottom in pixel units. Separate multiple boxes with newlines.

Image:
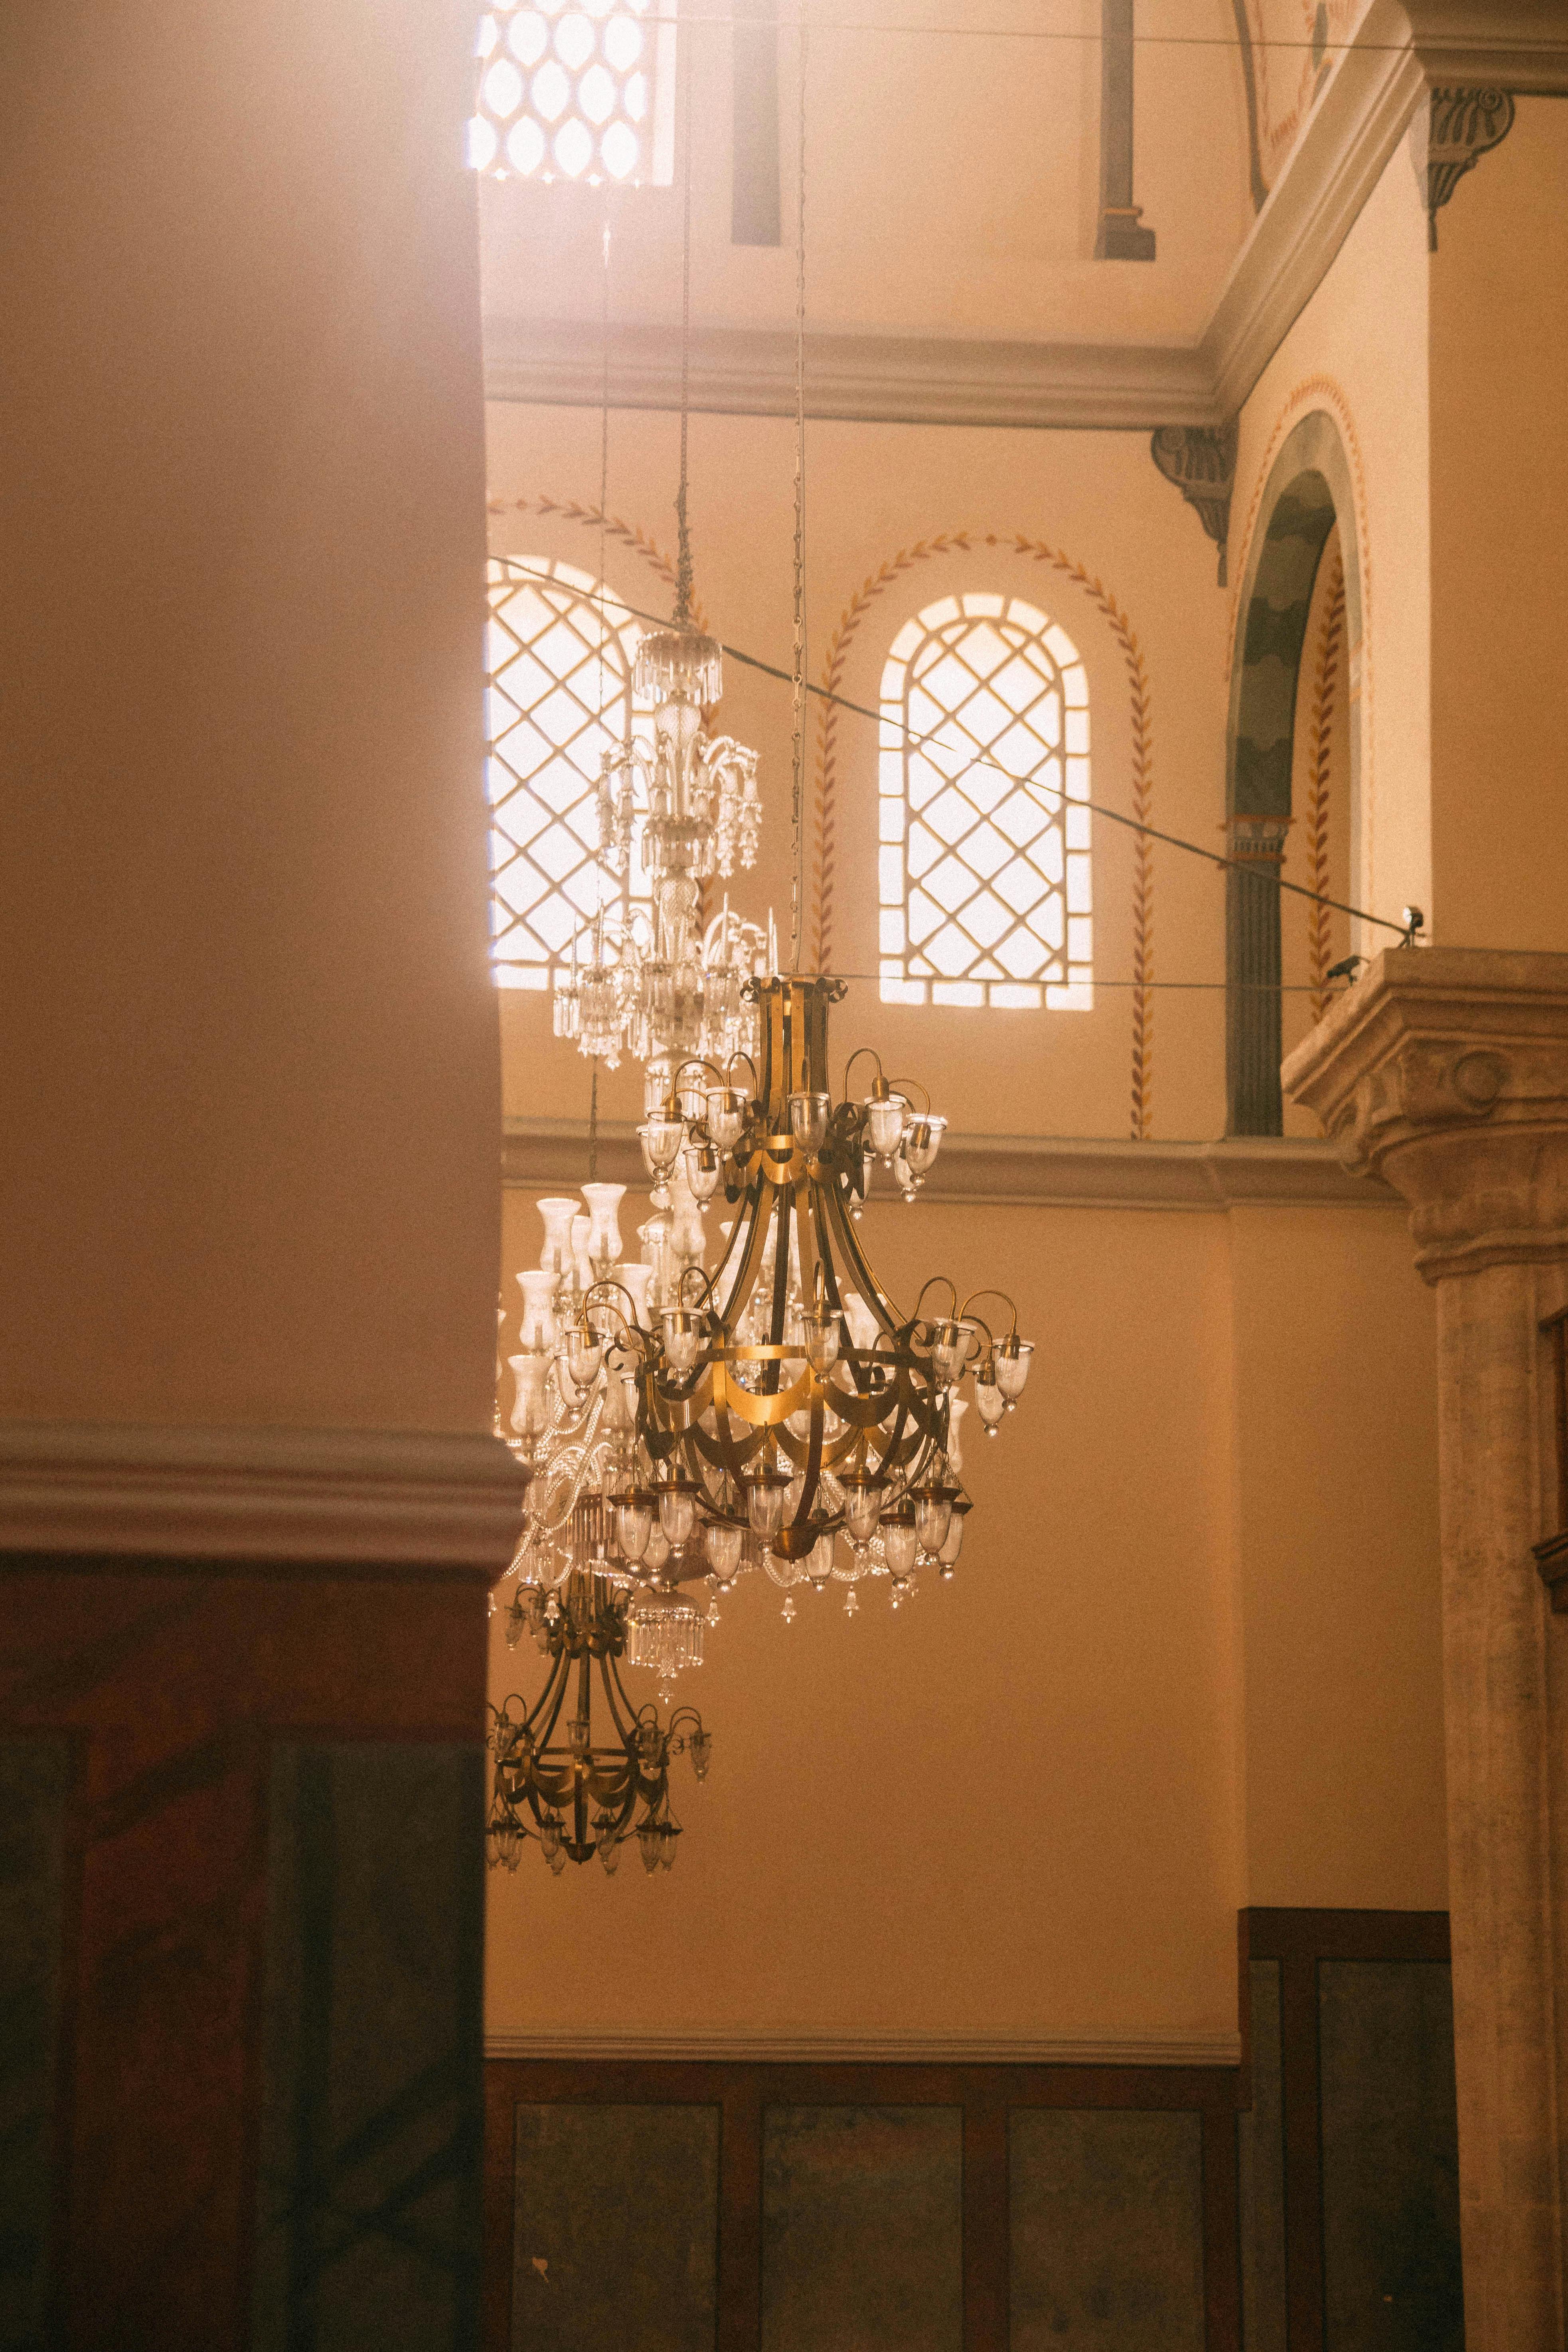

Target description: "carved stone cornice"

left=1282, top=947, right=1568, bottom=1281
left=1150, top=424, right=1238, bottom=585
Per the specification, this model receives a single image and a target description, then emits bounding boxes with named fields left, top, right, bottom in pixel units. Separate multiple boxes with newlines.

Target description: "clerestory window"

left=484, top=556, right=651, bottom=987
left=877, top=591, right=1092, bottom=1009
left=467, top=1, right=677, bottom=185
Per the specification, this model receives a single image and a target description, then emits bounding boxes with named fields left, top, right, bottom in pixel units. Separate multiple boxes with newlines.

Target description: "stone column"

left=1284, top=946, right=1568, bottom=2352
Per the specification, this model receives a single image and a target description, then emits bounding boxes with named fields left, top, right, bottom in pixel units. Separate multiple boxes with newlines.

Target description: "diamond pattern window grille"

left=485, top=556, right=651, bottom=989
left=467, top=2, right=677, bottom=186
left=878, top=592, right=1093, bottom=1011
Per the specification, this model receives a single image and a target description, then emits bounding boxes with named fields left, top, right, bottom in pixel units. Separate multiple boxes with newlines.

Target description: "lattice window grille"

left=877, top=591, right=1093, bottom=1011
left=485, top=556, right=652, bottom=989
left=467, top=1, right=677, bottom=186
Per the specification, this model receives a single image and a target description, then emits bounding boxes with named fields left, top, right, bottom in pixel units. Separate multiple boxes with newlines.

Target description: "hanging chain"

left=588, top=1060, right=600, bottom=1185
left=674, top=30, right=695, bottom=628
left=598, top=204, right=612, bottom=722
left=789, top=23, right=809, bottom=971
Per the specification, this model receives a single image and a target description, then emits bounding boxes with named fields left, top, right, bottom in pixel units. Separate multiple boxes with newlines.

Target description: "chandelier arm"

left=958, top=1288, right=1020, bottom=1341
left=841, top=1044, right=887, bottom=1101
left=910, top=1274, right=960, bottom=1327
left=818, top=1155, right=906, bottom=1336
left=597, top=1648, right=643, bottom=1752
left=528, top=1645, right=574, bottom=1753
left=885, top=1075, right=932, bottom=1116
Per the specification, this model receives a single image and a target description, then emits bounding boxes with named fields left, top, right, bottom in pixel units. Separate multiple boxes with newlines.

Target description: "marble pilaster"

left=1284, top=946, right=1568, bottom=2351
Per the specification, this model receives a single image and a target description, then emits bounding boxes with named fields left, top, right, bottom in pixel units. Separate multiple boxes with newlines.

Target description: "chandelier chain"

left=789, top=24, right=810, bottom=972
left=675, top=31, right=695, bottom=628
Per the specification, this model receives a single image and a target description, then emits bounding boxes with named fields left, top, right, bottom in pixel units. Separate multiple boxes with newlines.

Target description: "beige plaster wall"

left=486, top=399, right=1233, bottom=1142
left=1229, top=131, right=1432, bottom=956
left=0, top=0, right=503, bottom=1432
left=1428, top=96, right=1568, bottom=954
left=487, top=1175, right=1446, bottom=2042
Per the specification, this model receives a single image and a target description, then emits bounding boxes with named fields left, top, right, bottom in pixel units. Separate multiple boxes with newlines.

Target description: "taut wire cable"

left=673, top=30, right=696, bottom=627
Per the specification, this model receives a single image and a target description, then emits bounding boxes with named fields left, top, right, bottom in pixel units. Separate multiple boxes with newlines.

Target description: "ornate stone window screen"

left=485, top=556, right=651, bottom=989
left=467, top=1, right=677, bottom=186
left=878, top=592, right=1092, bottom=1011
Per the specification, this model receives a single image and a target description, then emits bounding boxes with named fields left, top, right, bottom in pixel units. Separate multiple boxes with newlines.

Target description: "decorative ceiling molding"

left=503, top=1117, right=1395, bottom=1211
left=1150, top=425, right=1240, bottom=585
left=486, top=2026, right=1243, bottom=2066
left=483, top=4, right=1568, bottom=435
left=0, top=1423, right=525, bottom=1568
left=482, top=319, right=1220, bottom=432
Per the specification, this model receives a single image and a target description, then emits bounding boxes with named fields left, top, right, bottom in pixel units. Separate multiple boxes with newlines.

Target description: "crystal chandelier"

left=552, top=626, right=768, bottom=1071
left=500, top=976, right=1033, bottom=1666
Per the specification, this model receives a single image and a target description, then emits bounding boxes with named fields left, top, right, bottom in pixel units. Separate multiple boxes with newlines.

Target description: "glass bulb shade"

left=539, top=1816, right=563, bottom=1861
left=547, top=1843, right=566, bottom=1876
left=637, top=1819, right=662, bottom=1872
left=902, top=1115, right=947, bottom=1177
left=804, top=1313, right=841, bottom=1374
left=881, top=1508, right=919, bottom=1578
left=638, top=1115, right=685, bottom=1176
left=615, top=1490, right=656, bottom=1561
left=684, top=1140, right=723, bottom=1201
left=658, top=1481, right=699, bottom=1546
left=535, top=1196, right=579, bottom=1281
left=705, top=1521, right=743, bottom=1576
left=644, top=1059, right=674, bottom=1117
left=689, top=1727, right=712, bottom=1781
left=508, top=1351, right=551, bottom=1439
left=945, top=1395, right=968, bottom=1476
left=839, top=1471, right=886, bottom=1542
left=746, top=1473, right=790, bottom=1536
left=995, top=1336, right=1034, bottom=1399
left=567, top=1718, right=590, bottom=1760
left=938, top=1503, right=970, bottom=1564
left=808, top=1531, right=836, bottom=1581
left=566, top=1327, right=604, bottom=1386
left=581, top=1182, right=626, bottom=1274
left=705, top=1088, right=747, bottom=1150
left=600, top=1833, right=620, bottom=1875
left=615, top=1262, right=654, bottom=1327
left=515, top=1268, right=559, bottom=1355
left=788, top=1091, right=831, bottom=1155
left=660, top=1308, right=706, bottom=1375
left=635, top=624, right=723, bottom=706
left=570, top=1212, right=593, bottom=1295
left=602, top=1366, right=637, bottom=1433
left=929, top=1318, right=971, bottom=1385
left=660, top=1827, right=677, bottom=1870
left=865, top=1092, right=907, bottom=1157
left=976, top=1378, right=1006, bottom=1430
left=841, top=1292, right=882, bottom=1353
left=913, top=1484, right=953, bottom=1552
left=643, top=1524, right=671, bottom=1574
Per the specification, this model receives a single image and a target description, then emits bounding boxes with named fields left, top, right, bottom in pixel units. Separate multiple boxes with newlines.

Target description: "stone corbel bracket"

left=1414, top=85, right=1517, bottom=250
left=1150, top=423, right=1238, bottom=585
left=1282, top=947, right=1568, bottom=1283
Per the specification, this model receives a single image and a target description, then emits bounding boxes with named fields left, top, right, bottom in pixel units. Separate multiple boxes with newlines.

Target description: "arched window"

left=878, top=591, right=1092, bottom=1010
left=484, top=555, right=650, bottom=988
left=467, top=2, right=677, bottom=186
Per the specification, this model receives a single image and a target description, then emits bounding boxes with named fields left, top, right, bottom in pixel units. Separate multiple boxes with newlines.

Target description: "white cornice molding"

left=502, top=1118, right=1394, bottom=1211
left=482, top=4, right=1568, bottom=434
left=486, top=2027, right=1242, bottom=2068
left=0, top=1422, right=526, bottom=1570
left=482, top=318, right=1220, bottom=433
left=1203, top=0, right=1428, bottom=419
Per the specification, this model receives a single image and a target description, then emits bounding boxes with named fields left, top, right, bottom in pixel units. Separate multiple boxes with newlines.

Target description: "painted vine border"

left=1304, top=551, right=1346, bottom=1023
left=813, top=529, right=1155, bottom=1141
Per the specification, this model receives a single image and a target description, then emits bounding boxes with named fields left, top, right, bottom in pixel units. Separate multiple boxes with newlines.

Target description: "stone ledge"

left=0, top=1422, right=525, bottom=1568
left=503, top=1117, right=1395, bottom=1212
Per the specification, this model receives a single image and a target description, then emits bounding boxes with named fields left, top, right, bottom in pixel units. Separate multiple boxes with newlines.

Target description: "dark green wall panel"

left=761, top=2105, right=962, bottom=2352
left=1010, top=2107, right=1205, bottom=2352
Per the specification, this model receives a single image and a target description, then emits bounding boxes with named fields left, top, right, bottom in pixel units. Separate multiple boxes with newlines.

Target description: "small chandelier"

left=488, top=1509, right=710, bottom=1878
left=553, top=626, right=768, bottom=1070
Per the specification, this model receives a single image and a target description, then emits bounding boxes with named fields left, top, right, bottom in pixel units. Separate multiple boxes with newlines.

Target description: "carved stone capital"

left=1151, top=423, right=1238, bottom=585
left=1282, top=948, right=1568, bottom=1282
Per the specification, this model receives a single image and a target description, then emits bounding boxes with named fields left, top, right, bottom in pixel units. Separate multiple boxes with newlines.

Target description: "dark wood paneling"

left=0, top=1557, right=489, bottom=2352
left=1238, top=1908, right=1454, bottom=2352
left=484, top=2059, right=1241, bottom=2352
